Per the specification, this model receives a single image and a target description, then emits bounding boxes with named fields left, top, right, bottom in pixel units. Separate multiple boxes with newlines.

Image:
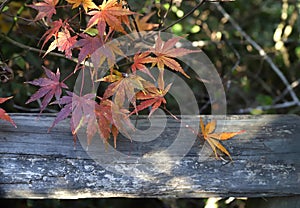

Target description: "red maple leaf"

left=50, top=91, right=98, bottom=142
left=0, top=97, right=17, bottom=128
left=45, top=28, right=77, bottom=58
left=131, top=52, right=155, bottom=79
left=133, top=82, right=172, bottom=117
left=26, top=67, right=68, bottom=113
left=95, top=98, right=134, bottom=148
left=28, top=0, right=59, bottom=22
left=87, top=0, right=134, bottom=33
left=150, top=36, right=200, bottom=78
left=39, top=19, right=71, bottom=50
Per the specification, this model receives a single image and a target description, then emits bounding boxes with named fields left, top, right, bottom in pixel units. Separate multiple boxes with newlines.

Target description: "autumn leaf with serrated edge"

left=26, top=67, right=68, bottom=113
left=87, top=0, right=134, bottom=33
left=131, top=51, right=155, bottom=80
left=200, top=118, right=245, bottom=160
left=66, top=0, right=98, bottom=13
left=101, top=71, right=145, bottom=109
left=95, top=99, right=134, bottom=148
left=39, top=19, right=70, bottom=51
left=149, top=36, right=200, bottom=78
left=27, top=0, right=59, bottom=22
left=133, top=12, right=159, bottom=31
left=132, top=81, right=172, bottom=117
left=50, top=92, right=98, bottom=142
left=45, top=28, right=77, bottom=58
left=0, top=97, right=17, bottom=128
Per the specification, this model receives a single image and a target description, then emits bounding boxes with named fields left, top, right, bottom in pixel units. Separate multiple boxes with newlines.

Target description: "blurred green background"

left=0, top=0, right=299, bottom=207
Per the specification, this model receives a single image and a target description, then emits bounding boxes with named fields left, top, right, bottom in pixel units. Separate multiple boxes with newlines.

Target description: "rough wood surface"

left=0, top=114, right=299, bottom=198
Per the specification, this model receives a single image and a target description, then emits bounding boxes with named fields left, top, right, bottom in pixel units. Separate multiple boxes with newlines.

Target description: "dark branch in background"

left=221, top=32, right=241, bottom=91
left=126, top=2, right=142, bottom=40
left=159, top=0, right=234, bottom=32
left=0, top=0, right=9, bottom=12
left=0, top=33, right=78, bottom=63
left=214, top=3, right=300, bottom=111
left=222, top=33, right=240, bottom=72
left=160, top=0, right=206, bottom=32
left=158, top=0, right=173, bottom=30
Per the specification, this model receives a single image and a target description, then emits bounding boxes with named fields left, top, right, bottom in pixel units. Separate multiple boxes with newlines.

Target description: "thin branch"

left=215, top=3, right=300, bottom=107
left=13, top=104, right=58, bottom=113
left=158, top=0, right=173, bottom=30
left=160, top=0, right=207, bottom=32
left=0, top=0, right=9, bottom=12
left=238, top=101, right=298, bottom=114
left=0, top=33, right=78, bottom=63
left=273, top=78, right=300, bottom=103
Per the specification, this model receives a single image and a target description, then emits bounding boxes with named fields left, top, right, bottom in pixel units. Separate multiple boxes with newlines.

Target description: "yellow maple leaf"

left=200, top=118, right=245, bottom=160
left=66, top=0, right=98, bottom=13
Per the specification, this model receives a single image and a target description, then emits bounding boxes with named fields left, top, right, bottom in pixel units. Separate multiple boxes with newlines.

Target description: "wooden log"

left=0, top=114, right=299, bottom=199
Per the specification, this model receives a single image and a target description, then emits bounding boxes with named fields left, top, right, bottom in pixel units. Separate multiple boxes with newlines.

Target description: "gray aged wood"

left=0, top=114, right=299, bottom=199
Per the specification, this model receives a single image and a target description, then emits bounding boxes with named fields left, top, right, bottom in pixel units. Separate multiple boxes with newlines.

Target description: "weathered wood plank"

left=0, top=114, right=299, bottom=198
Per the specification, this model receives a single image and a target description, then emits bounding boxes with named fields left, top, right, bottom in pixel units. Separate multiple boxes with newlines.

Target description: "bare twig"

left=13, top=104, right=57, bottom=113
left=274, top=78, right=300, bottom=103
left=160, top=0, right=207, bottom=32
left=158, top=0, right=173, bottom=30
left=0, top=33, right=78, bottom=63
left=238, top=101, right=298, bottom=113
left=215, top=3, right=300, bottom=107
left=0, top=0, right=9, bottom=12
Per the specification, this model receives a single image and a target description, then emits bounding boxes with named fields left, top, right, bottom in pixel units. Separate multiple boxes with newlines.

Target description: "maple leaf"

left=26, top=67, right=68, bottom=113
left=133, top=12, right=159, bottom=31
left=66, top=0, right=98, bottom=13
left=95, top=98, right=134, bottom=148
left=131, top=52, right=155, bottom=79
left=94, top=99, right=130, bottom=147
left=45, top=28, right=77, bottom=58
left=150, top=36, right=200, bottom=78
left=74, top=33, right=105, bottom=69
left=39, top=19, right=70, bottom=50
left=28, top=0, right=59, bottom=22
left=0, top=96, right=17, bottom=128
left=102, top=72, right=145, bottom=108
left=133, top=82, right=172, bottom=117
left=87, top=0, right=134, bottom=33
left=199, top=118, right=246, bottom=160
left=50, top=91, right=98, bottom=142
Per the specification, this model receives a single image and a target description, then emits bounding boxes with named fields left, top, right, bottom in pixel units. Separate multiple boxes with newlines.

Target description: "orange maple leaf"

left=200, top=118, right=245, bottom=160
left=87, top=0, right=134, bottom=33
left=131, top=52, right=155, bottom=79
left=102, top=71, right=145, bottom=108
left=0, top=96, right=17, bottom=128
left=95, top=98, right=134, bottom=148
left=133, top=12, right=159, bottom=31
left=133, top=81, right=172, bottom=117
left=66, top=0, right=98, bottom=13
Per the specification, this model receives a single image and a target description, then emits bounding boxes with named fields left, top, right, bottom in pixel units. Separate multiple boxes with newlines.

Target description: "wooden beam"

left=0, top=114, right=299, bottom=198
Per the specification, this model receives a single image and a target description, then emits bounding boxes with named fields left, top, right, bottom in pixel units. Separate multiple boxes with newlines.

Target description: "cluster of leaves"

left=21, top=0, right=245, bottom=159
left=23, top=0, right=195, bottom=147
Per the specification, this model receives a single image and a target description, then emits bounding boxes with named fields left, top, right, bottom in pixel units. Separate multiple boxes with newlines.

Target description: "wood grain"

left=0, top=114, right=299, bottom=198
